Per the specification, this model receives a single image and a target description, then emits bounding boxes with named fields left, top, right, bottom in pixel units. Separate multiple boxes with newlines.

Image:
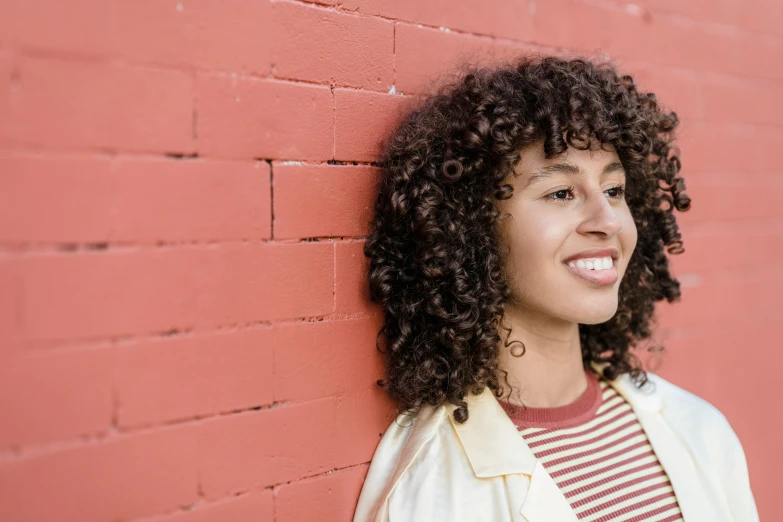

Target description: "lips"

left=562, top=247, right=619, bottom=265
left=565, top=263, right=618, bottom=285
left=562, top=247, right=620, bottom=286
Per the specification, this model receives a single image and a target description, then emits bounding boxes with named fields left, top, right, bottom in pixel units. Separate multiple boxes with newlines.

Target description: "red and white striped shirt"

left=499, top=368, right=684, bottom=521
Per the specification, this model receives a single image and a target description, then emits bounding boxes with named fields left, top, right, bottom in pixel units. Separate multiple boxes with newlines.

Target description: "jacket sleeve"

left=713, top=411, right=760, bottom=522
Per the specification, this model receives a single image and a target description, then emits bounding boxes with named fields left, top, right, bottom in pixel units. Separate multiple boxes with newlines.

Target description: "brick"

left=700, top=76, right=783, bottom=126
left=670, top=222, right=783, bottom=274
left=335, top=240, right=377, bottom=315
left=275, top=464, right=368, bottom=522
left=655, top=272, right=783, bottom=331
left=677, top=120, right=774, bottom=173
left=656, top=327, right=778, bottom=398
left=115, top=328, right=274, bottom=428
left=0, top=52, right=13, bottom=147
left=114, top=0, right=274, bottom=74
left=197, top=75, right=333, bottom=161
left=0, top=0, right=114, bottom=57
left=0, top=426, right=199, bottom=522
left=334, top=89, right=412, bottom=162
left=675, top=172, right=783, bottom=225
left=198, top=390, right=393, bottom=496
left=394, top=22, right=531, bottom=94
left=0, top=258, right=22, bottom=361
left=528, top=0, right=591, bottom=51
left=7, top=57, right=194, bottom=153
left=20, top=243, right=334, bottom=342
left=149, top=490, right=274, bottom=522
left=0, top=348, right=113, bottom=448
left=0, top=154, right=114, bottom=243
left=531, top=0, right=783, bottom=82
left=272, top=2, right=393, bottom=91
left=273, top=163, right=380, bottom=238
left=113, top=158, right=271, bottom=242
left=0, top=155, right=270, bottom=243
left=627, top=64, right=705, bottom=123
left=273, top=317, right=385, bottom=403
left=337, top=0, right=534, bottom=41
left=331, top=389, right=397, bottom=467
left=624, top=63, right=783, bottom=125
left=198, top=397, right=339, bottom=496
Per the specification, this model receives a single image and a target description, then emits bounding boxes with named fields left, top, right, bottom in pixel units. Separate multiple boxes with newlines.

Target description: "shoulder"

left=634, top=371, right=759, bottom=521
left=637, top=371, right=736, bottom=439
left=352, top=402, right=458, bottom=522
left=625, top=370, right=749, bottom=476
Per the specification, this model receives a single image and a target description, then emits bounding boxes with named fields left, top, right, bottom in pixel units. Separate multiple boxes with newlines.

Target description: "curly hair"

left=363, top=53, right=691, bottom=424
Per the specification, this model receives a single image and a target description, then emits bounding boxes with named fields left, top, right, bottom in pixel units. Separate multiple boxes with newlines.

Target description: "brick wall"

left=0, top=0, right=780, bottom=520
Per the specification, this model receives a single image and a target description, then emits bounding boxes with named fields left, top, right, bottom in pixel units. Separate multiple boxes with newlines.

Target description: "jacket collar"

left=444, top=360, right=663, bottom=478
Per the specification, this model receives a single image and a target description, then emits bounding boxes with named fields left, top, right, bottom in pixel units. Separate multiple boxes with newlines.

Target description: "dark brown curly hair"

left=363, top=53, right=691, bottom=424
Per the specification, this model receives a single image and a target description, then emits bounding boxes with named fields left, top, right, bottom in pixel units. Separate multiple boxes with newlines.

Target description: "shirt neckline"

left=497, top=368, right=603, bottom=429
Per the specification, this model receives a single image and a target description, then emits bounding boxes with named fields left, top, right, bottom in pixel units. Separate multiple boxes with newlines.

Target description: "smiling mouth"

left=564, top=258, right=618, bottom=285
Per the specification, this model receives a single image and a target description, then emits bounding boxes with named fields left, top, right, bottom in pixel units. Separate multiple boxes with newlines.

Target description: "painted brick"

left=115, top=328, right=274, bottom=428
left=0, top=155, right=271, bottom=243
left=273, top=163, right=380, bottom=238
left=112, top=158, right=271, bottom=242
left=0, top=51, right=13, bottom=147
left=335, top=240, right=377, bottom=315
left=334, top=89, right=412, bottom=162
left=273, top=317, right=385, bottom=403
left=0, top=154, right=114, bottom=243
left=275, top=464, right=368, bottom=522
left=677, top=120, right=775, bottom=173
left=0, top=348, right=112, bottom=448
left=20, top=243, right=334, bottom=342
left=198, top=390, right=394, bottom=497
left=114, top=0, right=274, bottom=74
left=197, top=75, right=333, bottom=161
left=671, top=223, right=783, bottom=274
left=336, top=0, right=534, bottom=40
left=272, top=1, right=394, bottom=91
left=0, top=258, right=23, bottom=362
left=394, top=22, right=531, bottom=94
left=655, top=271, right=783, bottom=331
left=7, top=57, right=194, bottom=153
left=0, top=426, right=199, bottom=522
left=675, top=172, right=783, bottom=225
left=0, top=0, right=114, bottom=57
left=148, top=490, right=274, bottom=522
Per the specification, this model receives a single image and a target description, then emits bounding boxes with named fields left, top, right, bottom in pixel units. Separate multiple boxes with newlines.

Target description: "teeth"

left=568, top=256, right=613, bottom=271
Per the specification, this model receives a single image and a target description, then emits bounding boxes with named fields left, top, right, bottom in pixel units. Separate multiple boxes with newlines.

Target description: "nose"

left=576, top=188, right=623, bottom=238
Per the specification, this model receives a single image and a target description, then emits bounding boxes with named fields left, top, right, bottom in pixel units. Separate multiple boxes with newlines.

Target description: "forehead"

left=519, top=140, right=619, bottom=166
left=512, top=141, right=623, bottom=186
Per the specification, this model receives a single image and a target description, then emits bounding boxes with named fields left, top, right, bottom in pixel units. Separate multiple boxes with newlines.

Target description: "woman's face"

left=496, top=140, right=638, bottom=325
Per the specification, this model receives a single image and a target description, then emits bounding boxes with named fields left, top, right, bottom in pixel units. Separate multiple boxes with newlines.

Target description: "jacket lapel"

left=447, top=362, right=727, bottom=522
left=608, top=367, right=731, bottom=522
left=446, top=386, right=579, bottom=522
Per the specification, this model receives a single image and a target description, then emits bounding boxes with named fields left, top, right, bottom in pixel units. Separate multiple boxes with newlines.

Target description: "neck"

left=495, top=304, right=588, bottom=408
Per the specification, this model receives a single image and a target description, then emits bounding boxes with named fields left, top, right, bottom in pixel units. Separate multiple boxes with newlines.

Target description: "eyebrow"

left=522, top=161, right=626, bottom=189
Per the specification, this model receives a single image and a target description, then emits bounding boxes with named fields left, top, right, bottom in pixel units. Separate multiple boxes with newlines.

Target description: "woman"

left=354, top=54, right=759, bottom=522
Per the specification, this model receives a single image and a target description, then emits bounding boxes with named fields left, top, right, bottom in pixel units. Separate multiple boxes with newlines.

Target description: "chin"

left=573, top=303, right=619, bottom=325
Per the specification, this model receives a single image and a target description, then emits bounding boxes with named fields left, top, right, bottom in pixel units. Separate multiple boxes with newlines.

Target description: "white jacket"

left=352, top=361, right=759, bottom=522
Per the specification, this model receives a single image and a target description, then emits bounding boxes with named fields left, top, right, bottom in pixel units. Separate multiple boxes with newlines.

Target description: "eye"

left=606, top=184, right=626, bottom=200
left=545, top=186, right=576, bottom=202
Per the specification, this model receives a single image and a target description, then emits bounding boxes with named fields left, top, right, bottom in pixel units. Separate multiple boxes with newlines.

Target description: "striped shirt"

left=498, top=368, right=684, bottom=521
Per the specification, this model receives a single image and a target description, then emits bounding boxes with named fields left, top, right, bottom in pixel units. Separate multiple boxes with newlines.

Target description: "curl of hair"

left=364, top=54, right=690, bottom=424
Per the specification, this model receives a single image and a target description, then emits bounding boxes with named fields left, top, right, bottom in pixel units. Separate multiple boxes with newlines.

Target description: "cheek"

left=620, top=212, right=638, bottom=257
left=507, top=210, right=571, bottom=266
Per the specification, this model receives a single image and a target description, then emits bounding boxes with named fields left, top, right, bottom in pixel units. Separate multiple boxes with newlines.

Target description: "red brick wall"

left=0, top=1, right=780, bottom=521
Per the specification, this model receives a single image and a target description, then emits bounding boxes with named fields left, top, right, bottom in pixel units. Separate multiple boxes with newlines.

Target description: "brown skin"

left=495, top=141, right=638, bottom=408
